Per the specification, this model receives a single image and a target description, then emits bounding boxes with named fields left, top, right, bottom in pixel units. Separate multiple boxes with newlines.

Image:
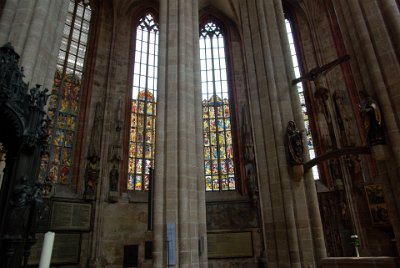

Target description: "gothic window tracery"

left=200, top=20, right=236, bottom=191
left=127, top=13, right=159, bottom=191
left=285, top=17, right=319, bottom=180
left=38, top=0, right=91, bottom=184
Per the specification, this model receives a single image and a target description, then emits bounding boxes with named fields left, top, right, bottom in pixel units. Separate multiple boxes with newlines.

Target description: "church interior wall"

left=0, top=0, right=399, bottom=267
left=287, top=0, right=400, bottom=258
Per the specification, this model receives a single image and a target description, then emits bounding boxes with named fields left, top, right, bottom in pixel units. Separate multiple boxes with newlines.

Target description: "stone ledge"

left=319, top=257, right=400, bottom=268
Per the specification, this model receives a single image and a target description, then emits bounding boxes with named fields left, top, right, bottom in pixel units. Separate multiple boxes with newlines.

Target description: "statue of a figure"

left=28, top=182, right=45, bottom=239
left=333, top=90, right=355, bottom=147
left=286, top=121, right=304, bottom=165
left=109, top=165, right=119, bottom=192
left=359, top=91, right=385, bottom=145
left=85, top=102, right=103, bottom=199
left=85, top=154, right=100, bottom=197
left=5, top=176, right=32, bottom=239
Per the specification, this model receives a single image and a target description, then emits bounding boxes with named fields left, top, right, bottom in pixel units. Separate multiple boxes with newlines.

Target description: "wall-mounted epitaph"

left=50, top=201, right=92, bottom=231
left=28, top=233, right=81, bottom=265
left=208, top=231, right=253, bottom=258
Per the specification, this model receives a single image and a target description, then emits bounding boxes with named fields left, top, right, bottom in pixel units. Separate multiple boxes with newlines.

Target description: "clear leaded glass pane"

left=39, top=0, right=91, bottom=184
left=127, top=13, right=159, bottom=191
left=285, top=19, right=319, bottom=180
left=200, top=21, right=235, bottom=191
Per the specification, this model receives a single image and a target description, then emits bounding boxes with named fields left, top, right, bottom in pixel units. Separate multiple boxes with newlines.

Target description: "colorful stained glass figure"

left=228, top=177, right=235, bottom=189
left=135, top=175, right=142, bottom=190
left=211, top=160, right=218, bottom=173
left=219, top=146, right=226, bottom=158
left=218, top=133, right=225, bottom=145
left=221, top=176, right=228, bottom=190
left=211, top=146, right=218, bottom=159
left=212, top=176, right=219, bottom=190
left=38, top=0, right=91, bottom=185
left=205, top=176, right=212, bottom=191
left=203, top=106, right=209, bottom=119
left=127, top=13, right=159, bottom=191
left=49, top=164, right=58, bottom=183
left=204, top=149, right=211, bottom=160
left=53, top=147, right=61, bottom=164
left=201, top=20, right=236, bottom=191
left=128, top=174, right=135, bottom=189
left=144, top=144, right=152, bottom=158
left=221, top=160, right=227, bottom=173
left=62, top=148, right=72, bottom=166
left=210, top=133, right=217, bottom=145
left=204, top=161, right=211, bottom=175
left=203, top=133, right=210, bottom=146
left=130, top=131, right=136, bottom=142
left=60, top=166, right=70, bottom=184
left=209, top=107, right=215, bottom=118
left=64, top=131, right=73, bottom=147
left=203, top=120, right=209, bottom=129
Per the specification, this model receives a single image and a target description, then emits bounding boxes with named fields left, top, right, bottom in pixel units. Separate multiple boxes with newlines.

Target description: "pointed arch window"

left=285, top=18, right=319, bottom=180
left=38, top=0, right=91, bottom=184
left=127, top=13, right=159, bottom=191
left=200, top=20, right=236, bottom=191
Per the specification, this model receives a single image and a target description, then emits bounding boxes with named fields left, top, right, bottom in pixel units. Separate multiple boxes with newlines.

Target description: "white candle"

left=39, top=231, right=55, bottom=268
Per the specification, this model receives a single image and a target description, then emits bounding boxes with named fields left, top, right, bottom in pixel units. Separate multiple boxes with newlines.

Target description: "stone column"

left=335, top=0, right=400, bottom=255
left=0, top=0, right=68, bottom=88
left=275, top=1, right=328, bottom=263
left=153, top=0, right=207, bottom=267
left=378, top=0, right=400, bottom=62
left=238, top=0, right=325, bottom=266
left=335, top=0, right=400, bottom=165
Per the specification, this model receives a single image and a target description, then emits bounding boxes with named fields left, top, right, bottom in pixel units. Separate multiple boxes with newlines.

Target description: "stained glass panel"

left=200, top=20, right=236, bottom=191
left=127, top=13, right=159, bottom=191
left=38, top=0, right=91, bottom=184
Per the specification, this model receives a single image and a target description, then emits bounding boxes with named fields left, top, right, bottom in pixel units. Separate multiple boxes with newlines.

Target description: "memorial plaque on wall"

left=28, top=233, right=81, bottom=265
left=208, top=231, right=253, bottom=258
left=50, top=201, right=92, bottom=231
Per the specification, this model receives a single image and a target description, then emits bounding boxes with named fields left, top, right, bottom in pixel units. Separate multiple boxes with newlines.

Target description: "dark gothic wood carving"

left=0, top=43, right=50, bottom=268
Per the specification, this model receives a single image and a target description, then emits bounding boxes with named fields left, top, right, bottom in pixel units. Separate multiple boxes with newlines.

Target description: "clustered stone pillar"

left=0, top=0, right=68, bottom=88
left=334, top=0, right=400, bottom=256
left=335, top=0, right=400, bottom=165
left=238, top=0, right=326, bottom=266
left=153, top=1, right=207, bottom=267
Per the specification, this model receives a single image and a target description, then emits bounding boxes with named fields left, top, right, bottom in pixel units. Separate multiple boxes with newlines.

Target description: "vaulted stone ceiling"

left=110, top=0, right=240, bottom=23
left=199, top=0, right=239, bottom=22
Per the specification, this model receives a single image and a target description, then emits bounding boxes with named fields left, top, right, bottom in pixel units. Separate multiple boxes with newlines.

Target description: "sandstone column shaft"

left=154, top=1, right=207, bottom=267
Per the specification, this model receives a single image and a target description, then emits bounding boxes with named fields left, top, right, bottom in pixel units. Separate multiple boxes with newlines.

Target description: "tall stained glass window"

left=200, top=20, right=236, bottom=191
left=127, top=13, right=159, bottom=191
left=285, top=18, right=319, bottom=180
left=39, top=0, right=91, bottom=184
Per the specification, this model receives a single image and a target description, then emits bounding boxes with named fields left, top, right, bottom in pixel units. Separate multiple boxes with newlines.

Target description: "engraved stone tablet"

left=208, top=231, right=253, bottom=258
left=28, top=233, right=81, bottom=265
left=50, top=201, right=92, bottom=231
